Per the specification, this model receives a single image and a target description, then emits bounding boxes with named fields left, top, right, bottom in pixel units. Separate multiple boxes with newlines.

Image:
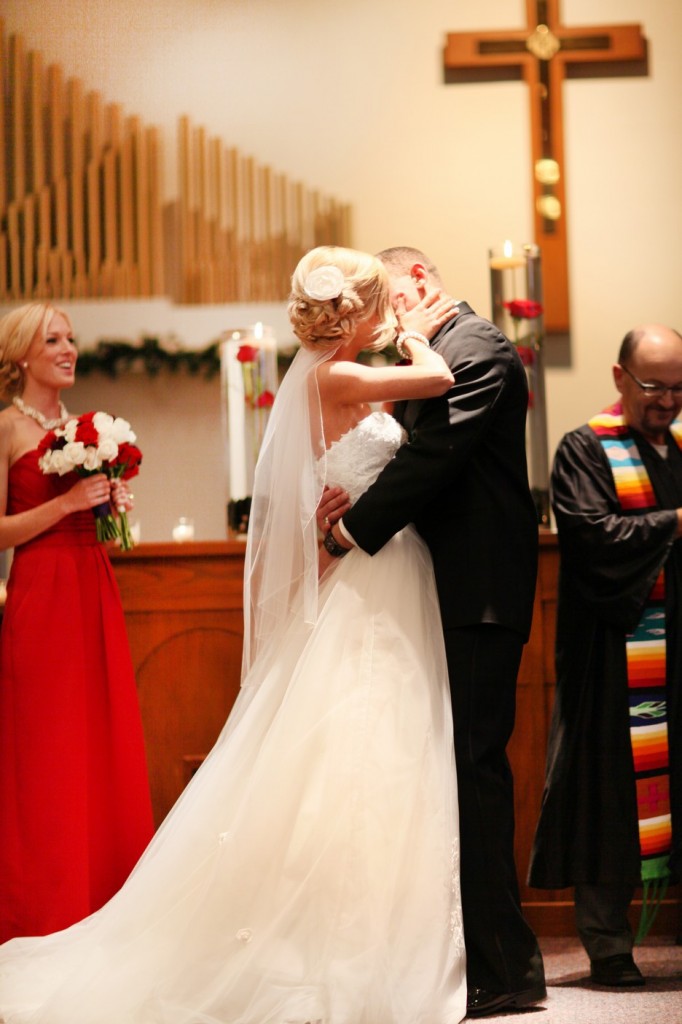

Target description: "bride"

left=0, top=246, right=467, bottom=1024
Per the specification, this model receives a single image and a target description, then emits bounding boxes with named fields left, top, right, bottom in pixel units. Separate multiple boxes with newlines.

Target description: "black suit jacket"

left=343, top=303, right=538, bottom=641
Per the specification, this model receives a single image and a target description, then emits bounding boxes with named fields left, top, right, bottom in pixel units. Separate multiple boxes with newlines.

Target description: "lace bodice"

left=319, top=411, right=406, bottom=504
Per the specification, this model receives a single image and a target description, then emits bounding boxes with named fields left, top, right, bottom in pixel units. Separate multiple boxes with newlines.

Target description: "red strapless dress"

left=0, top=450, right=154, bottom=942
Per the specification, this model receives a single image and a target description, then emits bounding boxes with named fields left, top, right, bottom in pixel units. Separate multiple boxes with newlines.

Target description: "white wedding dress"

left=0, top=411, right=466, bottom=1024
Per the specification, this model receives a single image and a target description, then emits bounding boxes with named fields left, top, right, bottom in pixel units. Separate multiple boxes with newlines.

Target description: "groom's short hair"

left=376, top=246, right=443, bottom=287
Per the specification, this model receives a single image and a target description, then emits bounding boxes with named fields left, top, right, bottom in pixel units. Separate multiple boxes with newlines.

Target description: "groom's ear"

left=410, top=263, right=428, bottom=288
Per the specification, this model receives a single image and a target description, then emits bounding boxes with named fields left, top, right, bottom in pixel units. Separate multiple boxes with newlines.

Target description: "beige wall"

left=2, top=0, right=681, bottom=539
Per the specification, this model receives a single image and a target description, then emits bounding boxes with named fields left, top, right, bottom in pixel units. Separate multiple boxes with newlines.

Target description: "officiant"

left=528, top=324, right=682, bottom=986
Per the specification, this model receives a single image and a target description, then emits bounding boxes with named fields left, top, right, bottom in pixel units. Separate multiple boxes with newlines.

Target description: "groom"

left=319, top=246, right=545, bottom=1017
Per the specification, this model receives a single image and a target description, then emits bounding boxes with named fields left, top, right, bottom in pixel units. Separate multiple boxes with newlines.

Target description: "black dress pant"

left=444, top=623, right=545, bottom=993
left=574, top=883, right=635, bottom=960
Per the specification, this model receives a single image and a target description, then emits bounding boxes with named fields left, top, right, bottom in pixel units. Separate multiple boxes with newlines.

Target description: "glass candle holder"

left=221, top=323, right=278, bottom=538
left=488, top=242, right=550, bottom=527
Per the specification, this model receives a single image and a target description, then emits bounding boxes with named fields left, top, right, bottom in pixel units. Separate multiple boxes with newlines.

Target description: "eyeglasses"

left=621, top=364, right=682, bottom=398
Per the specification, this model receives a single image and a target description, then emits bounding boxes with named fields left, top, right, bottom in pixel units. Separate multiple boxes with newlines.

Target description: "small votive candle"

left=488, top=255, right=526, bottom=270
left=172, top=517, right=195, bottom=542
left=488, top=239, right=526, bottom=271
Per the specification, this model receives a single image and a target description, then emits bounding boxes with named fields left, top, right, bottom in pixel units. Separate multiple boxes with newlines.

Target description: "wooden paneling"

left=111, top=534, right=680, bottom=935
left=0, top=18, right=352, bottom=303
left=111, top=542, right=245, bottom=825
left=512, top=531, right=559, bottom=906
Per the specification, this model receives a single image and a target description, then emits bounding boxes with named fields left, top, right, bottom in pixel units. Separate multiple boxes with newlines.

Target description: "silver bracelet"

left=396, top=331, right=429, bottom=360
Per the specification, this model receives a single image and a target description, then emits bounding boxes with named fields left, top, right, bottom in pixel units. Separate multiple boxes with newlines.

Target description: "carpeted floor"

left=474, top=937, right=682, bottom=1022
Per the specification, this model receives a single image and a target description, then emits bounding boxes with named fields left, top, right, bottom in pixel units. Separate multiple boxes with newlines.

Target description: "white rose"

left=62, top=441, right=87, bottom=467
left=50, top=450, right=70, bottom=475
left=97, top=438, right=119, bottom=463
left=38, top=451, right=52, bottom=472
left=83, top=447, right=102, bottom=472
left=93, top=411, right=114, bottom=439
left=56, top=442, right=81, bottom=468
left=303, top=265, right=344, bottom=302
left=63, top=420, right=78, bottom=442
left=110, top=417, right=136, bottom=444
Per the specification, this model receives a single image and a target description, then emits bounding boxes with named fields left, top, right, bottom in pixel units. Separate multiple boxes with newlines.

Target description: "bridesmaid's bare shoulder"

left=0, top=406, right=43, bottom=464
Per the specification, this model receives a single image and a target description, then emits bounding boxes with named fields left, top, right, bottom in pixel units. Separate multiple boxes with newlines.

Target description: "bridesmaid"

left=0, top=302, right=154, bottom=942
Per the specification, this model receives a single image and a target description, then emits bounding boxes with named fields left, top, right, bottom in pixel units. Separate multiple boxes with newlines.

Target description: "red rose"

left=255, top=390, right=275, bottom=408
left=504, top=299, right=543, bottom=320
left=75, top=419, right=99, bottom=446
left=516, top=345, right=535, bottom=366
left=236, top=345, right=259, bottom=363
left=37, top=430, right=60, bottom=454
left=115, top=442, right=143, bottom=479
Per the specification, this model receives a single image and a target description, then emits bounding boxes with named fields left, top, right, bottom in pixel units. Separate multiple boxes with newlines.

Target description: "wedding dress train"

left=0, top=411, right=466, bottom=1024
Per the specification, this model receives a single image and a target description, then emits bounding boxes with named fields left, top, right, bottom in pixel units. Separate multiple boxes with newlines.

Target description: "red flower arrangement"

left=236, top=345, right=259, bottom=363
left=236, top=344, right=275, bottom=409
left=38, top=411, right=142, bottom=550
left=503, top=299, right=543, bottom=321
left=502, top=299, right=544, bottom=411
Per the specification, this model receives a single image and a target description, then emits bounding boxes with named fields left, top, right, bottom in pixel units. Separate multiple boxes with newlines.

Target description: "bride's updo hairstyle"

left=288, top=245, right=397, bottom=353
left=0, top=302, right=69, bottom=400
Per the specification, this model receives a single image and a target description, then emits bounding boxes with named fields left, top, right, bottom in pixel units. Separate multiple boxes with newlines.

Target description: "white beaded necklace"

left=13, top=395, right=69, bottom=431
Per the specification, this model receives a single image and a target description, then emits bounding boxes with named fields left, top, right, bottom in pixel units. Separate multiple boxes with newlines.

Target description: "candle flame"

left=503, top=240, right=513, bottom=259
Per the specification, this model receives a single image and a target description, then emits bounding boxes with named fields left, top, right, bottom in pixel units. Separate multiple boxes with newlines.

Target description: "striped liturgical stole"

left=589, top=402, right=682, bottom=940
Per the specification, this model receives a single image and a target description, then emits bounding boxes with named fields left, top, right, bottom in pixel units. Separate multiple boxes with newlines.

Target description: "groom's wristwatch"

left=323, top=527, right=350, bottom=558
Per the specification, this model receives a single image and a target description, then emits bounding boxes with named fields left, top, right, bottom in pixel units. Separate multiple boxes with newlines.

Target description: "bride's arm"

left=317, top=338, right=453, bottom=406
left=317, top=287, right=458, bottom=406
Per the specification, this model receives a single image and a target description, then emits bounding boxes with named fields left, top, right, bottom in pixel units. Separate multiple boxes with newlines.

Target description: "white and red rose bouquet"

left=37, top=411, right=142, bottom=550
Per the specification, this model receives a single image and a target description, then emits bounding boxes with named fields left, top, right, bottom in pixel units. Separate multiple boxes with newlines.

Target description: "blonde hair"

left=0, top=303, right=72, bottom=399
left=288, top=246, right=397, bottom=352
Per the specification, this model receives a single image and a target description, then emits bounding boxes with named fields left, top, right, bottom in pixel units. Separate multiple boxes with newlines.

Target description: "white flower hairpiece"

left=303, top=265, right=345, bottom=302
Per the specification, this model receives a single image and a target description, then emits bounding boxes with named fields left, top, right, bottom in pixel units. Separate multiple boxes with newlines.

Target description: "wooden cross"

left=443, top=0, right=647, bottom=334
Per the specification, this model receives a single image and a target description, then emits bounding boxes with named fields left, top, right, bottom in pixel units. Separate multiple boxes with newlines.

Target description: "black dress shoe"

left=466, top=983, right=547, bottom=1017
left=590, top=953, right=645, bottom=987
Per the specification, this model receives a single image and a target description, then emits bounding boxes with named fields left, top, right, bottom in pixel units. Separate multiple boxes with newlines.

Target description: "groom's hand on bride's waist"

left=317, top=485, right=351, bottom=535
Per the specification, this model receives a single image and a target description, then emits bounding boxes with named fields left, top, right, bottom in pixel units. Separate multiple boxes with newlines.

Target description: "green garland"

left=76, top=337, right=222, bottom=379
left=75, top=337, right=398, bottom=380
left=76, top=337, right=303, bottom=379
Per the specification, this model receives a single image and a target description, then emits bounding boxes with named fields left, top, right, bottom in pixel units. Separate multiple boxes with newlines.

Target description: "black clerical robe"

left=528, top=423, right=682, bottom=889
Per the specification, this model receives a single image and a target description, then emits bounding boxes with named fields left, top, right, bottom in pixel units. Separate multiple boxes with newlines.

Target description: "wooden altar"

left=111, top=533, right=679, bottom=936
left=110, top=541, right=247, bottom=830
